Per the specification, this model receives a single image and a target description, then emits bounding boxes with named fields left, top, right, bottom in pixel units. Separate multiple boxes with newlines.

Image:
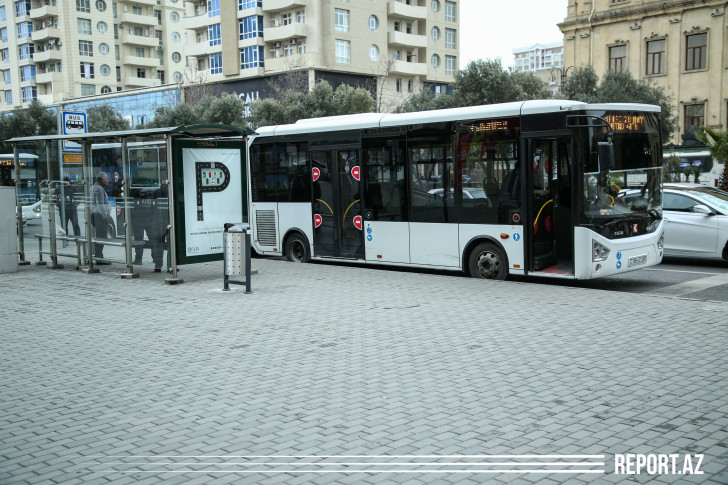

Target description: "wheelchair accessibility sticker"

left=513, top=233, right=521, bottom=242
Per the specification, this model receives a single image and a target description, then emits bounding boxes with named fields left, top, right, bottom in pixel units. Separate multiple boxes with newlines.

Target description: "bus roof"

left=252, top=100, right=661, bottom=138
left=0, top=153, right=39, bottom=160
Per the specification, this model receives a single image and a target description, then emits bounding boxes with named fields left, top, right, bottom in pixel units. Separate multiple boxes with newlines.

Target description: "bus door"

left=310, top=148, right=364, bottom=259
left=526, top=137, right=574, bottom=275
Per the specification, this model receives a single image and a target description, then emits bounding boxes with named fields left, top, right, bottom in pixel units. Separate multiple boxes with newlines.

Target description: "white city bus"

left=247, top=100, right=665, bottom=280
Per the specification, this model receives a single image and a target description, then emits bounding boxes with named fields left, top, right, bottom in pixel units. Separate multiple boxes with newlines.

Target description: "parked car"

left=661, top=183, right=728, bottom=261
left=18, top=200, right=42, bottom=225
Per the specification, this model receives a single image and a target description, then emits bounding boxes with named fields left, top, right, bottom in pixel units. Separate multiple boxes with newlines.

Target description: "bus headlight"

left=657, top=231, right=664, bottom=249
left=592, top=240, right=610, bottom=262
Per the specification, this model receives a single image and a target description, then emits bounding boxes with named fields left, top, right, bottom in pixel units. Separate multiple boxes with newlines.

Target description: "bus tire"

left=285, top=232, right=310, bottom=263
left=468, top=242, right=508, bottom=280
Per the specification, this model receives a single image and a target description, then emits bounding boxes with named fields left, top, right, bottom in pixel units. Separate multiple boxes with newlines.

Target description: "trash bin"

left=223, top=222, right=251, bottom=293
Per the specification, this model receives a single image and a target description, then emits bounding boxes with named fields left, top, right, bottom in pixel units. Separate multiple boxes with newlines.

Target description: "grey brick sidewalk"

left=1, top=257, right=726, bottom=484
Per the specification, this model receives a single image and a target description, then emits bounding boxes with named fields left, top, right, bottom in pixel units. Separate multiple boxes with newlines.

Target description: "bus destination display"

left=605, top=114, right=646, bottom=132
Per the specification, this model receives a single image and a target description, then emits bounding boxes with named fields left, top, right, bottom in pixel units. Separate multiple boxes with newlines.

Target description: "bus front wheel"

left=468, top=243, right=508, bottom=280
left=285, top=233, right=311, bottom=263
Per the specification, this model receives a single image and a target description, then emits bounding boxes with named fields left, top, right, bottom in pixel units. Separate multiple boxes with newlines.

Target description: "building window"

left=685, top=33, right=707, bottom=71
left=1, top=49, right=8, bottom=64
left=17, top=22, right=32, bottom=39
left=76, top=0, right=90, bottom=13
left=239, top=0, right=262, bottom=10
left=207, top=0, right=220, bottom=17
left=96, top=0, right=106, bottom=12
left=297, top=41, right=306, bottom=54
left=609, top=45, right=626, bottom=71
left=431, top=27, right=440, bottom=41
left=172, top=52, right=181, bottom=63
left=369, top=44, right=379, bottom=61
left=100, top=64, right=110, bottom=76
left=209, top=52, right=222, bottom=74
left=97, top=21, right=107, bottom=33
left=80, top=62, right=94, bottom=78
left=101, top=85, right=112, bottom=94
left=445, top=55, right=456, bottom=75
left=334, top=9, right=349, bottom=32
left=239, top=15, right=262, bottom=40
left=432, top=0, right=440, bottom=13
left=15, top=0, right=31, bottom=17
left=684, top=104, right=704, bottom=132
left=81, top=84, right=95, bottom=96
left=135, top=47, right=145, bottom=57
left=297, top=10, right=305, bottom=23
left=209, top=23, right=221, bottom=45
left=115, top=45, right=119, bottom=60
left=445, top=1, right=455, bottom=21
left=173, top=71, right=182, bottom=82
left=283, top=43, right=293, bottom=56
left=18, top=43, right=33, bottom=60
left=408, top=80, right=413, bottom=93
left=20, top=64, right=35, bottom=82
left=79, top=40, right=93, bottom=57
left=78, top=18, right=91, bottom=35
left=0, top=6, right=5, bottom=22
left=395, top=78, right=401, bottom=92
left=240, top=45, right=264, bottom=69
left=445, top=28, right=456, bottom=49
left=99, top=43, right=109, bottom=55
left=170, top=11, right=179, bottom=22
left=21, top=86, right=36, bottom=102
left=431, top=54, right=440, bottom=68
left=335, top=39, right=350, bottom=63
left=116, top=66, right=121, bottom=81
left=646, top=39, right=665, bottom=75
left=0, top=28, right=6, bottom=43
left=3, top=69, right=10, bottom=84
left=393, top=49, right=400, bottom=60
left=5, top=90, right=12, bottom=105
left=282, top=13, right=292, bottom=25
left=156, top=71, right=164, bottom=83
left=137, top=68, right=146, bottom=78
left=369, top=15, right=378, bottom=32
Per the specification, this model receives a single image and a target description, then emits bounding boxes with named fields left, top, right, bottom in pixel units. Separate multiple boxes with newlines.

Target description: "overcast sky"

left=459, top=0, right=567, bottom=69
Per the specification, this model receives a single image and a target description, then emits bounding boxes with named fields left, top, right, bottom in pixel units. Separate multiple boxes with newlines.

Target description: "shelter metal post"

left=120, top=137, right=138, bottom=278
left=45, top=140, right=62, bottom=269
left=81, top=140, right=99, bottom=274
left=164, top=134, right=183, bottom=285
left=14, top=147, right=29, bottom=265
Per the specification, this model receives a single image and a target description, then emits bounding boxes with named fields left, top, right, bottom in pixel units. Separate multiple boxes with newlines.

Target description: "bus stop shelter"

left=10, top=125, right=249, bottom=284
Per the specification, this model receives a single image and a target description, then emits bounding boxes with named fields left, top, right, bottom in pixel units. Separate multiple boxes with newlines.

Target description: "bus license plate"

left=629, top=254, right=647, bottom=267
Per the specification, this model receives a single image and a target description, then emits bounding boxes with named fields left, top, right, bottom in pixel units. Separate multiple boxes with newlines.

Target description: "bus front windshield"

left=580, top=111, right=662, bottom=230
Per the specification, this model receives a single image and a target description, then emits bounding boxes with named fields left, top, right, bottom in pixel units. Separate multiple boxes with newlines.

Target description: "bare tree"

left=267, top=55, right=311, bottom=101
left=179, top=63, right=220, bottom=108
left=371, top=55, right=399, bottom=113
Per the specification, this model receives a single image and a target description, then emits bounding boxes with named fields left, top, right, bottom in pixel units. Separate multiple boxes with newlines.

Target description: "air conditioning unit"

left=274, top=41, right=281, bottom=48
left=290, top=38, right=296, bottom=45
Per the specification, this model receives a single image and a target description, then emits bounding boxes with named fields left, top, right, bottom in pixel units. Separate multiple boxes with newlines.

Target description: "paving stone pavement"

left=1, top=255, right=727, bottom=484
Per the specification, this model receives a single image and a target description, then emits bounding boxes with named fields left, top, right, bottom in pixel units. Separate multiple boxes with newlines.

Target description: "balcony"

left=33, top=49, right=62, bottom=63
left=123, top=55, right=161, bottom=67
left=127, top=0, right=157, bottom=5
left=263, top=22, right=307, bottom=43
left=125, top=76, right=160, bottom=88
left=387, top=1, right=427, bottom=20
left=186, top=41, right=216, bottom=57
left=120, top=31, right=160, bottom=47
left=29, top=5, right=58, bottom=20
left=388, top=31, right=426, bottom=48
left=182, top=12, right=212, bottom=31
left=35, top=71, right=62, bottom=85
left=37, top=93, right=55, bottom=104
left=391, top=60, right=427, bottom=76
left=262, top=0, right=306, bottom=13
left=31, top=27, right=61, bottom=42
left=119, top=12, right=158, bottom=27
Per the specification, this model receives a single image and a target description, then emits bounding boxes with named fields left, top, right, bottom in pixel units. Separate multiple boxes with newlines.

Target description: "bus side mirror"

left=598, top=142, right=615, bottom=171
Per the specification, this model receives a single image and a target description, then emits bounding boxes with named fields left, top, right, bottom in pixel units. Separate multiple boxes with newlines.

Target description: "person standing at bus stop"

left=90, top=171, right=111, bottom=264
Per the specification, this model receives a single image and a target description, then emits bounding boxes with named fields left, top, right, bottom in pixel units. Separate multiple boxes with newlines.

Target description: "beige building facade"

left=181, top=0, right=458, bottom=112
left=0, top=0, right=186, bottom=110
left=558, top=0, right=727, bottom=144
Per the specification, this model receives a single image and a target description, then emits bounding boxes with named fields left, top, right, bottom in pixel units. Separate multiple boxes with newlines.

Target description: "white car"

left=19, top=200, right=42, bottom=225
left=662, top=183, right=728, bottom=261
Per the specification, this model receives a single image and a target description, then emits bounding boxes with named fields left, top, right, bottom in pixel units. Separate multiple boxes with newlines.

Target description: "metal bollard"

left=223, top=222, right=252, bottom=293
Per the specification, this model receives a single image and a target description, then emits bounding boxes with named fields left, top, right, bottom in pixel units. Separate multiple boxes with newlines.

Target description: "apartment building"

left=559, top=0, right=727, bottom=144
left=181, top=0, right=458, bottom=112
left=0, top=0, right=185, bottom=111
left=513, top=41, right=564, bottom=73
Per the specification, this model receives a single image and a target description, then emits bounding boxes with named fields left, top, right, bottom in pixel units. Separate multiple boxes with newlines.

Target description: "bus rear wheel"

left=468, top=243, right=508, bottom=280
left=286, top=233, right=310, bottom=263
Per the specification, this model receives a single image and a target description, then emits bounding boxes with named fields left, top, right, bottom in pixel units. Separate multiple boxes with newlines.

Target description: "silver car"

left=662, top=183, right=728, bottom=261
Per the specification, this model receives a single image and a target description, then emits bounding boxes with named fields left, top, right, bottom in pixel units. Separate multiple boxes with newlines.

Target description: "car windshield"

left=680, top=187, right=728, bottom=212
